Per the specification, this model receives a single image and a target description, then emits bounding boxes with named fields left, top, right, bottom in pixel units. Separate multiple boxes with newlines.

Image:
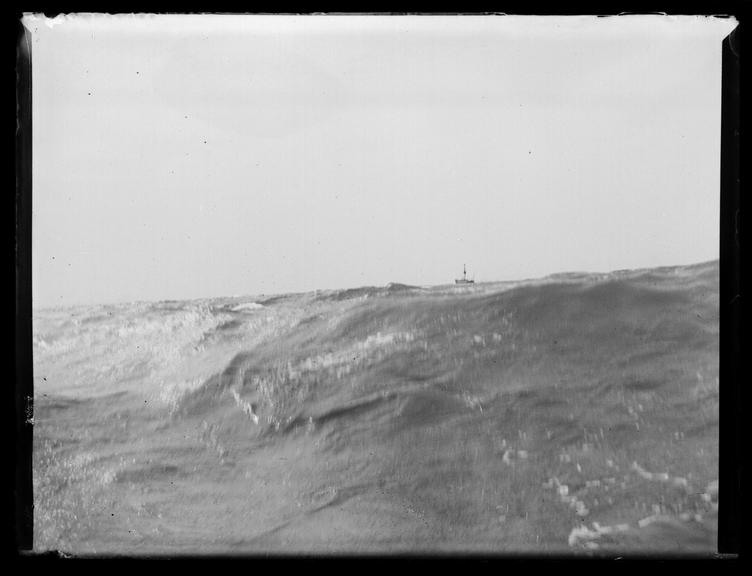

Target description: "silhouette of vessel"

left=455, top=264, right=475, bottom=285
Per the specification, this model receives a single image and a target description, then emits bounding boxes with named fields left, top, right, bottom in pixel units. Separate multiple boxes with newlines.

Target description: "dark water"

left=33, top=261, right=720, bottom=554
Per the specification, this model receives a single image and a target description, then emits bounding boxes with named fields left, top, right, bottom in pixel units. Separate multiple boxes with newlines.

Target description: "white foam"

left=502, top=450, right=513, bottom=465
left=638, top=514, right=661, bottom=528
left=231, top=302, right=264, bottom=312
left=568, top=521, right=631, bottom=547
left=230, top=389, right=259, bottom=425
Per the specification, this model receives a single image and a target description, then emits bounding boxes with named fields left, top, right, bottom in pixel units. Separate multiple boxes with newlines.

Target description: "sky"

left=24, top=14, right=736, bottom=308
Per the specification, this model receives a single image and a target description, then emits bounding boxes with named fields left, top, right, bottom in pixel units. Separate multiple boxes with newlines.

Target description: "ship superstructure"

left=455, top=264, right=475, bottom=285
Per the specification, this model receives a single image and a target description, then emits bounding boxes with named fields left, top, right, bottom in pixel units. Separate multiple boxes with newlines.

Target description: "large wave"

left=32, top=261, right=720, bottom=554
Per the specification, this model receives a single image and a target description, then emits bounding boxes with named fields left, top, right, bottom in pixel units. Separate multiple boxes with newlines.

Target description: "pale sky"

left=24, top=14, right=736, bottom=308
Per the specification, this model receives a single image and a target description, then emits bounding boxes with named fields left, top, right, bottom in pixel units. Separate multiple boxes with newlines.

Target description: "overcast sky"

left=25, top=14, right=736, bottom=308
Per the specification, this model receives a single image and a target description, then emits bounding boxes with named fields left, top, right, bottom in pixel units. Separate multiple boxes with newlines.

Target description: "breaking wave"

left=33, top=262, right=720, bottom=554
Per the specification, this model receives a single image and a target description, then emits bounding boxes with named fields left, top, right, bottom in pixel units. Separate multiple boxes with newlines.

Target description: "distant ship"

left=455, top=264, right=475, bottom=285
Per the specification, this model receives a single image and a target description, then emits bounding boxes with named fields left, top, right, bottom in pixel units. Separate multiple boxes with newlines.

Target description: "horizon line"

left=30, top=257, right=720, bottom=312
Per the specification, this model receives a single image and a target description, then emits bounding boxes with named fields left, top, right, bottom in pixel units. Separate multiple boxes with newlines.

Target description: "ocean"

left=32, top=261, right=720, bottom=555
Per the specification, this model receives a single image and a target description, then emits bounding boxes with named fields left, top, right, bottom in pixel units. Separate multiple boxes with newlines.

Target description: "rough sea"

left=32, top=261, right=720, bottom=555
